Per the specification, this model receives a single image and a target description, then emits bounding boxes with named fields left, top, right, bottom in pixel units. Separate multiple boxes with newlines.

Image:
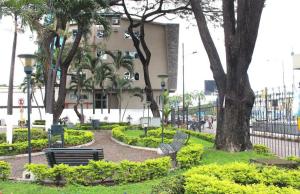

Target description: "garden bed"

left=0, top=129, right=93, bottom=156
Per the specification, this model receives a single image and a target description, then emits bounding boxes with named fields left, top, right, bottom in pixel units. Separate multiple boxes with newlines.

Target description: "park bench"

left=44, top=148, right=104, bottom=167
left=159, top=130, right=189, bottom=163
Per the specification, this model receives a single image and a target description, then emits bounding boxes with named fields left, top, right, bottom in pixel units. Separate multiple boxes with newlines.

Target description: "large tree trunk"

left=190, top=0, right=265, bottom=151
left=53, top=65, right=68, bottom=123
left=7, top=14, right=18, bottom=115
left=215, top=76, right=255, bottom=151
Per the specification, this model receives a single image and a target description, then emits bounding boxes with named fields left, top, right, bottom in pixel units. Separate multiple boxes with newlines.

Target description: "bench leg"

left=170, top=152, right=177, bottom=167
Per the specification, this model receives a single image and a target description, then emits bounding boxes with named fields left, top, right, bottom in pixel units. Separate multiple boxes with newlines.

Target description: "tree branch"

left=190, top=0, right=226, bottom=93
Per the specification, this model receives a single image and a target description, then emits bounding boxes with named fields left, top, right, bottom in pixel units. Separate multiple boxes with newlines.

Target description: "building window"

left=97, top=50, right=108, bottom=60
left=95, top=93, right=107, bottom=108
left=124, top=31, right=140, bottom=39
left=70, top=93, right=77, bottom=100
left=123, top=51, right=139, bottom=59
left=112, top=17, right=120, bottom=26
left=134, top=73, right=139, bottom=80
left=124, top=31, right=131, bottom=39
left=69, top=93, right=89, bottom=100
left=72, top=29, right=78, bottom=39
left=124, top=72, right=131, bottom=80
left=96, top=30, right=108, bottom=39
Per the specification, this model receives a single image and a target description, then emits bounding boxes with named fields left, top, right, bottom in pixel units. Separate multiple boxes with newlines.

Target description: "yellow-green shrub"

left=0, top=130, right=93, bottom=156
left=26, top=156, right=171, bottom=185
left=184, top=174, right=300, bottom=194
left=253, top=144, right=271, bottom=155
left=176, top=144, right=204, bottom=169
left=0, top=161, right=10, bottom=180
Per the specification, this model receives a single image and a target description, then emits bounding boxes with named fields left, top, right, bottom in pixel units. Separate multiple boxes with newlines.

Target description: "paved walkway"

left=3, top=131, right=159, bottom=178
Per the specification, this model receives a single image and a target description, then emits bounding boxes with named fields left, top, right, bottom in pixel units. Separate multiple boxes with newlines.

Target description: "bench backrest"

left=44, top=148, right=104, bottom=167
left=170, top=130, right=189, bottom=152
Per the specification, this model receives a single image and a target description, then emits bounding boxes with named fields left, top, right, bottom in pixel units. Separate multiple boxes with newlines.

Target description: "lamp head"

left=18, top=54, right=36, bottom=75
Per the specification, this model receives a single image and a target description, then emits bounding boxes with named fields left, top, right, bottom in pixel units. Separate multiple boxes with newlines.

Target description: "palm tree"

left=109, top=75, right=132, bottom=122
left=81, top=53, right=114, bottom=115
left=105, top=49, right=135, bottom=119
left=19, top=64, right=45, bottom=120
left=69, top=69, right=92, bottom=124
left=23, top=0, right=111, bottom=122
left=0, top=0, right=40, bottom=115
left=105, top=50, right=134, bottom=75
left=122, top=87, right=144, bottom=121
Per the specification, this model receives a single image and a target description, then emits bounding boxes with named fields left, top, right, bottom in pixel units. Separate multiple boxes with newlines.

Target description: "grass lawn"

left=0, top=179, right=160, bottom=194
left=0, top=129, right=275, bottom=194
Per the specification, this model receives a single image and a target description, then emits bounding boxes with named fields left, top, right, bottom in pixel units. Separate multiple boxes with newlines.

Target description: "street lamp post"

left=18, top=54, right=36, bottom=164
left=158, top=74, right=168, bottom=143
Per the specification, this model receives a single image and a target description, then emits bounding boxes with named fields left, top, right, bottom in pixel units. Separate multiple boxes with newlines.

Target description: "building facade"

left=65, top=17, right=179, bottom=109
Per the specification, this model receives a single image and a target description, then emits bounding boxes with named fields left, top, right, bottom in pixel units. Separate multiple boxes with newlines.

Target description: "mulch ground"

left=3, top=130, right=159, bottom=178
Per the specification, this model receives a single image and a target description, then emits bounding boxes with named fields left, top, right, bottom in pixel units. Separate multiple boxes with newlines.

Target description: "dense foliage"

left=26, top=156, right=171, bottom=185
left=152, top=162, right=300, bottom=194
left=0, top=129, right=93, bottom=156
left=0, top=161, right=10, bottom=181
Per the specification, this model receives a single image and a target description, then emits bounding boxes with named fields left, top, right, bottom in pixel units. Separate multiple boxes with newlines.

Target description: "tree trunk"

left=92, top=84, right=95, bottom=115
left=53, top=65, right=68, bottom=123
left=73, top=102, right=83, bottom=123
left=32, top=93, right=42, bottom=120
left=215, top=76, right=255, bottom=151
left=7, top=14, right=18, bottom=115
left=190, top=0, right=265, bottom=151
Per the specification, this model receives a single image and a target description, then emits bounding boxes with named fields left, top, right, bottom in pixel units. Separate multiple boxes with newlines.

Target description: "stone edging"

left=110, top=136, right=159, bottom=153
left=0, top=139, right=95, bottom=160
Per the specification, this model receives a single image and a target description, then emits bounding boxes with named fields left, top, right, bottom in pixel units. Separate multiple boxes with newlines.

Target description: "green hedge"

left=183, top=163, right=300, bottom=192
left=0, top=128, right=47, bottom=144
left=176, top=144, right=204, bottom=169
left=33, top=120, right=45, bottom=125
left=0, top=161, right=10, bottom=180
left=153, top=163, right=300, bottom=194
left=184, top=174, right=300, bottom=194
left=179, top=128, right=215, bottom=143
left=0, top=130, right=93, bottom=156
left=26, top=156, right=171, bottom=185
left=112, top=126, right=173, bottom=148
left=253, top=144, right=271, bottom=155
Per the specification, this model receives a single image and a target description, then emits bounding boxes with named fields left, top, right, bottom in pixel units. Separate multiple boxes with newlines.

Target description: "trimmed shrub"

left=26, top=156, right=171, bottom=185
left=184, top=174, right=300, bottom=194
left=13, top=128, right=47, bottom=143
left=184, top=163, right=300, bottom=192
left=147, top=128, right=176, bottom=139
left=176, top=144, right=204, bottom=169
left=33, top=120, right=45, bottom=125
left=253, top=144, right=270, bottom=155
left=287, top=155, right=300, bottom=163
left=0, top=161, right=10, bottom=180
left=64, top=130, right=93, bottom=146
left=151, top=175, right=185, bottom=194
left=0, top=129, right=93, bottom=156
left=0, top=128, right=47, bottom=144
left=179, top=128, right=215, bottom=143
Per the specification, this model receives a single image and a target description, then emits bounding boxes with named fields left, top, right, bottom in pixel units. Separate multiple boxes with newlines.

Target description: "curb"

left=0, top=139, right=95, bottom=160
left=110, top=136, right=158, bottom=153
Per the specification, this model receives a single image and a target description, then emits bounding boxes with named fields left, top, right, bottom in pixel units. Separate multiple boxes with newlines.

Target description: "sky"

left=1, top=1, right=300, bottom=95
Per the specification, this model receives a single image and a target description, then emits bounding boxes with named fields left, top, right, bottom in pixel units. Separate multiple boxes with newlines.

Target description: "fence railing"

left=250, top=87, right=300, bottom=158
